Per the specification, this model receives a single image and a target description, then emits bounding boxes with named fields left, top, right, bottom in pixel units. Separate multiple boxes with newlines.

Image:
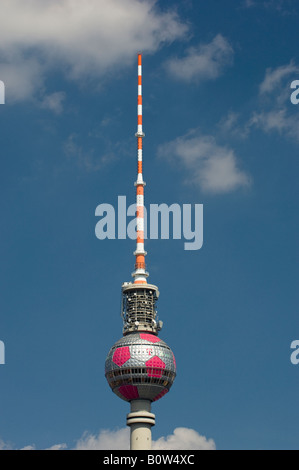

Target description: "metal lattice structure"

left=121, top=283, right=162, bottom=335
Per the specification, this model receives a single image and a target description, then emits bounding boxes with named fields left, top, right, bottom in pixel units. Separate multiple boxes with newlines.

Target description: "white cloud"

left=152, top=428, right=216, bottom=450
left=0, top=427, right=215, bottom=450
left=250, top=109, right=288, bottom=133
left=0, top=439, right=11, bottom=450
left=75, top=428, right=130, bottom=450
left=250, top=109, right=299, bottom=141
left=46, top=444, right=68, bottom=451
left=157, top=129, right=251, bottom=194
left=165, top=35, right=234, bottom=83
left=259, top=62, right=299, bottom=95
left=248, top=62, right=299, bottom=142
left=214, top=61, right=299, bottom=145
left=0, top=55, right=45, bottom=103
left=0, top=0, right=188, bottom=106
left=74, top=427, right=215, bottom=450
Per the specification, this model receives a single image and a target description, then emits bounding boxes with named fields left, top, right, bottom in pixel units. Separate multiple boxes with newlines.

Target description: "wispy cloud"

left=250, top=108, right=299, bottom=141
left=157, top=129, right=251, bottom=194
left=218, top=111, right=251, bottom=139
left=249, top=62, right=299, bottom=142
left=243, top=0, right=297, bottom=13
left=40, top=92, right=66, bottom=115
left=64, top=134, right=117, bottom=172
left=243, top=0, right=256, bottom=7
left=165, top=35, right=234, bottom=83
left=259, top=62, right=299, bottom=95
left=0, top=0, right=188, bottom=107
left=218, top=61, right=299, bottom=144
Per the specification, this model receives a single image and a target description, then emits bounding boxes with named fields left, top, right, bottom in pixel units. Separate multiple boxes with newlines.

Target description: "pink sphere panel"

left=146, top=356, right=166, bottom=378
left=140, top=333, right=161, bottom=344
left=172, top=353, right=176, bottom=370
left=118, top=385, right=139, bottom=400
left=112, top=346, right=131, bottom=367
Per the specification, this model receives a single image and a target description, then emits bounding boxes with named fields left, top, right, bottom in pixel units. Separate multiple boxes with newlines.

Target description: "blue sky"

left=0, top=0, right=298, bottom=450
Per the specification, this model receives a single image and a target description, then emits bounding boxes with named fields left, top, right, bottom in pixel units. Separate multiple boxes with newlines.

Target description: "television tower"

left=105, top=54, right=176, bottom=451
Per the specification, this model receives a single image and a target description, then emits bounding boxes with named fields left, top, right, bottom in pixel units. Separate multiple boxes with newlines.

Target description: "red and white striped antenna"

left=132, top=53, right=148, bottom=285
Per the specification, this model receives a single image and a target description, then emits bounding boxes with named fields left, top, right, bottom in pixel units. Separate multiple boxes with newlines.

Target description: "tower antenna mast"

left=133, top=53, right=148, bottom=284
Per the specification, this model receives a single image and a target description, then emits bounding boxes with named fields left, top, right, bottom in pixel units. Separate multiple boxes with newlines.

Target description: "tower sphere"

left=105, top=333, right=176, bottom=402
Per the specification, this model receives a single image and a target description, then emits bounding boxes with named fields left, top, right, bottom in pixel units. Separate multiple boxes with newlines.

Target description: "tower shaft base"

left=126, top=400, right=155, bottom=450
